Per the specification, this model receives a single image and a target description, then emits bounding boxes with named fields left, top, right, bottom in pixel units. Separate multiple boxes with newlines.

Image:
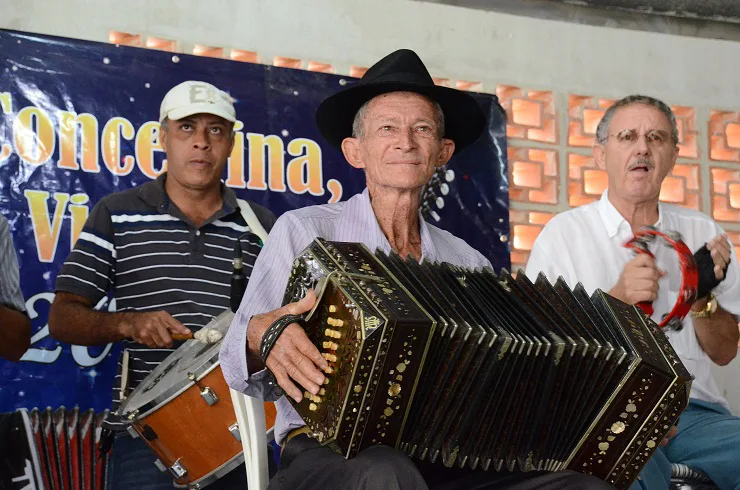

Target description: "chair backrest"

left=232, top=199, right=272, bottom=488
left=230, top=388, right=272, bottom=489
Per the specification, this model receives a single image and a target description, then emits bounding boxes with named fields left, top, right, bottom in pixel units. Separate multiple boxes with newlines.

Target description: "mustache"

left=628, top=157, right=654, bottom=171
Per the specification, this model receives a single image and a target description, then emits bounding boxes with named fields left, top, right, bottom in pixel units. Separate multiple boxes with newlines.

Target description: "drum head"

left=118, top=310, right=235, bottom=418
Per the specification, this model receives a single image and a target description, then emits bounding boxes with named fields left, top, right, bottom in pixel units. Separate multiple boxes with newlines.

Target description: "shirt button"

left=196, top=230, right=201, bottom=236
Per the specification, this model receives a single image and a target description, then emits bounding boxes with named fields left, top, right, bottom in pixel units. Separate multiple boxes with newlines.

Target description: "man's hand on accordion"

left=247, top=290, right=329, bottom=402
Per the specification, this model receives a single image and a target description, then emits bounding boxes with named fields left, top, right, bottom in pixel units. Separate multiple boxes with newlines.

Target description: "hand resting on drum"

left=246, top=289, right=328, bottom=403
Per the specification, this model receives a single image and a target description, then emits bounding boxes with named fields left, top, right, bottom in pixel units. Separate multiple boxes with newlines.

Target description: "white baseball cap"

left=159, top=81, right=236, bottom=123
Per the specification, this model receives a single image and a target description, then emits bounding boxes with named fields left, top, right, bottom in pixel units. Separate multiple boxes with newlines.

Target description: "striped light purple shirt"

left=220, top=188, right=492, bottom=444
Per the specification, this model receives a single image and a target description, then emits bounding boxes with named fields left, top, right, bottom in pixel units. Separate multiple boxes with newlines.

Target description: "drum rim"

left=118, top=310, right=235, bottom=420
left=118, top=358, right=221, bottom=420
left=173, top=450, right=245, bottom=488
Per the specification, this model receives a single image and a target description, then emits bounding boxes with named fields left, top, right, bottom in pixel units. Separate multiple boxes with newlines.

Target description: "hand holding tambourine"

left=623, top=227, right=730, bottom=330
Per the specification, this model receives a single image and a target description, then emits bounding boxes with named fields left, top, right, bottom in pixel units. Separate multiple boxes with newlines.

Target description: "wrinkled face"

left=594, top=103, right=678, bottom=204
left=341, top=92, right=455, bottom=192
left=160, top=113, right=234, bottom=192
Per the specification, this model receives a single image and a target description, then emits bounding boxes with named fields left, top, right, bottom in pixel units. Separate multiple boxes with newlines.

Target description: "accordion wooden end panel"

left=285, top=240, right=436, bottom=458
left=282, top=239, right=693, bottom=489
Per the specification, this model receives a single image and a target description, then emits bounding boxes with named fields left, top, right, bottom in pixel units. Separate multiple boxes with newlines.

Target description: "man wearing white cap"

left=50, top=81, right=276, bottom=489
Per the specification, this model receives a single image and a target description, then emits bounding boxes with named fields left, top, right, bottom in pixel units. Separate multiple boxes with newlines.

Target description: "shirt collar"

left=138, top=174, right=169, bottom=210
left=138, top=173, right=239, bottom=214
left=597, top=189, right=665, bottom=238
left=335, top=188, right=436, bottom=261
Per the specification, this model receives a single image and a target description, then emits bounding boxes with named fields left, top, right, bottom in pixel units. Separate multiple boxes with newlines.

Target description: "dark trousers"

left=270, top=434, right=616, bottom=490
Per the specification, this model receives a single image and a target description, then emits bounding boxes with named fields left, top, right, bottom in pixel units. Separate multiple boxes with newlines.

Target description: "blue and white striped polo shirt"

left=55, top=174, right=275, bottom=428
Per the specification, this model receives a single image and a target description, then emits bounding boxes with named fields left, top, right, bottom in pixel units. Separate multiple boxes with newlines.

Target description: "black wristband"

left=260, top=314, right=304, bottom=364
left=694, top=244, right=731, bottom=300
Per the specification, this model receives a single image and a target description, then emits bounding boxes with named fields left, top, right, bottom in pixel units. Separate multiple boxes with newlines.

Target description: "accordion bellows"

left=0, top=407, right=109, bottom=489
left=281, top=239, right=692, bottom=489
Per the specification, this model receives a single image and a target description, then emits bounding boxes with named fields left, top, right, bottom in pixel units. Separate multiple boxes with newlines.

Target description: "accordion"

left=0, top=407, right=109, bottom=490
left=281, top=239, right=692, bottom=489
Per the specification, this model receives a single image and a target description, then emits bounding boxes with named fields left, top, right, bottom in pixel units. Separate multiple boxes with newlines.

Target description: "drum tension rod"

left=187, top=372, right=220, bottom=406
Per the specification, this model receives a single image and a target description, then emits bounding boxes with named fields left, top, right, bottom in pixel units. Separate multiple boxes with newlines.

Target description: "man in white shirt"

left=526, top=94, right=740, bottom=490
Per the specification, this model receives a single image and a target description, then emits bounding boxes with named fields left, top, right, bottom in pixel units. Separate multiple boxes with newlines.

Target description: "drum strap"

left=236, top=199, right=268, bottom=245
left=119, top=349, right=130, bottom=401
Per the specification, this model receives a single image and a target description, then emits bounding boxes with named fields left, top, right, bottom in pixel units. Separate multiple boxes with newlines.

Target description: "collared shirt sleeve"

left=0, top=216, right=26, bottom=312
left=526, top=234, right=556, bottom=282
left=220, top=212, right=315, bottom=400
left=54, top=201, right=115, bottom=303
left=525, top=219, right=574, bottom=286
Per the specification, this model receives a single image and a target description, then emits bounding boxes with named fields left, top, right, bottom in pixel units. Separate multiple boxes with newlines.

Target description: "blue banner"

left=0, top=29, right=509, bottom=413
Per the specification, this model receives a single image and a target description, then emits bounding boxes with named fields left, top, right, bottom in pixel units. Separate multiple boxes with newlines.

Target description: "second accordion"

left=280, top=238, right=692, bottom=489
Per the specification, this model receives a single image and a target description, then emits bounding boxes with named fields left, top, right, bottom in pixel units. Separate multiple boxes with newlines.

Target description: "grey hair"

left=596, top=95, right=679, bottom=145
left=351, top=95, right=446, bottom=140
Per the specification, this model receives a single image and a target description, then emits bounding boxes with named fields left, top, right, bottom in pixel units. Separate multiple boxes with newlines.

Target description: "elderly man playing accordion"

left=221, top=49, right=614, bottom=490
left=526, top=95, right=740, bottom=490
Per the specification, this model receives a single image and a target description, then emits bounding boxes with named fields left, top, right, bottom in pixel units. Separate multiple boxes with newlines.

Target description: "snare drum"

left=118, top=310, right=276, bottom=489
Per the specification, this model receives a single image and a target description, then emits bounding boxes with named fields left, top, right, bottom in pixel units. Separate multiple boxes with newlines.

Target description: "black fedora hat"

left=316, top=49, right=485, bottom=155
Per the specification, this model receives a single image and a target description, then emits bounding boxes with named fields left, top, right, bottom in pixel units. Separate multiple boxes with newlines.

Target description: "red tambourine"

left=624, top=227, right=699, bottom=330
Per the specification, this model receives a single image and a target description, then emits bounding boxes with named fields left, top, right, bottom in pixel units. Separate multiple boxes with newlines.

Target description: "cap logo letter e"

left=189, top=85, right=218, bottom=104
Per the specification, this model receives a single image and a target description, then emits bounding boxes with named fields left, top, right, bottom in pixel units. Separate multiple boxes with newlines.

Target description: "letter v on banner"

left=24, top=190, right=70, bottom=263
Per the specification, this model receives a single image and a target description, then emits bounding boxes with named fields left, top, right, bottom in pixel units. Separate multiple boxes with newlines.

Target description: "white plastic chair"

left=230, top=388, right=272, bottom=489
